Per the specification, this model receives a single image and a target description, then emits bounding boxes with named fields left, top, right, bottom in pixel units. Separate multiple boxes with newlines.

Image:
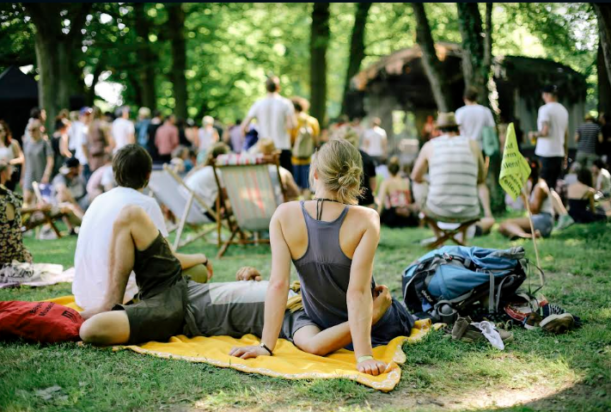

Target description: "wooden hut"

left=348, top=43, right=587, bottom=147
left=0, top=66, right=38, bottom=144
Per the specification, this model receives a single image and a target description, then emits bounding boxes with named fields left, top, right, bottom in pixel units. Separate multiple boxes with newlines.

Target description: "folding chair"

left=422, top=214, right=479, bottom=250
left=148, top=165, right=218, bottom=251
left=20, top=182, right=66, bottom=238
left=212, top=153, right=287, bottom=258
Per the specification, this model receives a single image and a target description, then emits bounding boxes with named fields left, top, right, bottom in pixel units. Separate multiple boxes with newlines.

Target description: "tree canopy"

left=0, top=3, right=600, bottom=125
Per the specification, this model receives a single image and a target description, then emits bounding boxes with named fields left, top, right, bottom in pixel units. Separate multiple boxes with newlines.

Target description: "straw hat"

left=257, top=138, right=278, bottom=156
left=436, top=112, right=459, bottom=128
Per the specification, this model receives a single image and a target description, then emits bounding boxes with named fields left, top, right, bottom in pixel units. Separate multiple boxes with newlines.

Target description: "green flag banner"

left=499, top=123, right=531, bottom=201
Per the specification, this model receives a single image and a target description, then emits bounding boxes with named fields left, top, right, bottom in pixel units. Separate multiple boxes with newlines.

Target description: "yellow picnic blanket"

left=49, top=295, right=438, bottom=392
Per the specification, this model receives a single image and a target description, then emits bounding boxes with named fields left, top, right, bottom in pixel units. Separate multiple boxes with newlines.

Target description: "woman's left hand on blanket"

left=229, top=345, right=270, bottom=359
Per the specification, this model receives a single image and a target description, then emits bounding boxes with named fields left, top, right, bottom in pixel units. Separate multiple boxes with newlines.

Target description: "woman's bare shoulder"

left=347, top=205, right=380, bottom=227
left=274, top=201, right=303, bottom=220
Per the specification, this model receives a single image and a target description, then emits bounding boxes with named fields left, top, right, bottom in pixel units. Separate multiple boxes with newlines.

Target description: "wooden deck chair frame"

left=26, top=181, right=64, bottom=238
left=422, top=215, right=479, bottom=250
left=212, top=155, right=287, bottom=258
left=149, top=165, right=221, bottom=251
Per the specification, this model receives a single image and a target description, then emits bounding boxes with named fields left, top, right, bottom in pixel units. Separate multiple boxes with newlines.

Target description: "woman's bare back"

left=276, top=200, right=379, bottom=261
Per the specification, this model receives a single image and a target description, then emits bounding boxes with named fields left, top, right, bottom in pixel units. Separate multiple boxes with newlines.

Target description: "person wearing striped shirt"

left=575, top=114, right=603, bottom=168
left=411, top=112, right=485, bottom=238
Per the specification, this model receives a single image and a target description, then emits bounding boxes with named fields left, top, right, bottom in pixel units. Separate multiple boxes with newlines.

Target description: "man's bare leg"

left=292, top=286, right=393, bottom=356
left=80, top=205, right=160, bottom=345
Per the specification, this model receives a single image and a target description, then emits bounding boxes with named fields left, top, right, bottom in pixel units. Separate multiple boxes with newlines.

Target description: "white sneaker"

left=554, top=214, right=574, bottom=231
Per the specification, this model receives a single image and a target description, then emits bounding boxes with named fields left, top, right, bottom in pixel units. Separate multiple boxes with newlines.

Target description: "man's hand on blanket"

left=235, top=267, right=262, bottom=282
left=229, top=344, right=270, bottom=359
left=357, top=358, right=390, bottom=376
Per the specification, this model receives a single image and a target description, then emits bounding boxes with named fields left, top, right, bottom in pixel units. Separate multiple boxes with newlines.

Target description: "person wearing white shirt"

left=362, top=117, right=387, bottom=165
left=69, top=107, right=92, bottom=168
left=528, top=85, right=573, bottom=230
left=455, top=88, right=496, bottom=218
left=241, top=76, right=296, bottom=173
left=111, top=106, right=135, bottom=154
left=455, top=89, right=495, bottom=149
left=73, top=144, right=208, bottom=312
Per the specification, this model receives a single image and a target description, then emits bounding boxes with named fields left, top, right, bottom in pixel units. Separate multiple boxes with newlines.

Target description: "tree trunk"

left=341, top=2, right=372, bottom=116
left=412, top=3, right=453, bottom=112
left=33, top=32, right=63, bottom=133
left=167, top=3, right=189, bottom=120
left=456, top=3, right=491, bottom=104
left=134, top=3, right=157, bottom=111
left=599, top=43, right=611, bottom=116
left=310, top=3, right=330, bottom=126
left=24, top=4, right=91, bottom=132
left=594, top=4, right=611, bottom=92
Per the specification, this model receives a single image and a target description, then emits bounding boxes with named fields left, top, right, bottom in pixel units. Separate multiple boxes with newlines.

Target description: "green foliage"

left=0, top=3, right=601, bottom=120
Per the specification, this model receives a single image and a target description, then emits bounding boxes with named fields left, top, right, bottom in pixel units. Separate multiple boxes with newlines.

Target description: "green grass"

left=1, top=223, right=611, bottom=411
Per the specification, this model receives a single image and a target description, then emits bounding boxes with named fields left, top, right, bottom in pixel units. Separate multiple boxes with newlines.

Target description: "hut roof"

left=0, top=66, right=38, bottom=101
left=353, top=43, right=462, bottom=91
left=353, top=43, right=587, bottom=100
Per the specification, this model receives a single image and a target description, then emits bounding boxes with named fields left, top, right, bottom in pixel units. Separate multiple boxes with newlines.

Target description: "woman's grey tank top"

left=293, top=201, right=374, bottom=330
left=293, top=201, right=415, bottom=346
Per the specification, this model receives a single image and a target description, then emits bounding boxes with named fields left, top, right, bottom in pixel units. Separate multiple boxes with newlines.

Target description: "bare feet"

left=372, top=285, right=392, bottom=324
left=235, top=266, right=262, bottom=281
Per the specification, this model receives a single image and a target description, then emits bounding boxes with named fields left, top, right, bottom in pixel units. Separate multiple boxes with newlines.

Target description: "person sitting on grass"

left=376, top=156, right=418, bottom=228
left=0, top=161, right=32, bottom=265
left=592, top=159, right=610, bottom=198
left=52, top=157, right=89, bottom=216
left=499, top=159, right=554, bottom=240
left=180, top=142, right=231, bottom=220
left=79, top=205, right=393, bottom=353
left=73, top=144, right=212, bottom=311
left=567, top=166, right=609, bottom=224
left=229, top=139, right=415, bottom=376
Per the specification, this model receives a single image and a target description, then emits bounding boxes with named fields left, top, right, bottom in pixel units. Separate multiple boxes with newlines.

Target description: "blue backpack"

left=402, top=246, right=539, bottom=323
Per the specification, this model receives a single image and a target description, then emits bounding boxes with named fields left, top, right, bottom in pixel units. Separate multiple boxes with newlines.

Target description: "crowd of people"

left=1, top=77, right=610, bottom=377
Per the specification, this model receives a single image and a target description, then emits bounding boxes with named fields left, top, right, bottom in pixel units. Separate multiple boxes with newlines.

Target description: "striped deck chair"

left=148, top=165, right=217, bottom=251
left=212, top=153, right=286, bottom=257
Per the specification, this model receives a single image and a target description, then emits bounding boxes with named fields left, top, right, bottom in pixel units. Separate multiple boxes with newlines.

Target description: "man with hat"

left=411, top=112, right=485, bottom=237
left=528, top=85, right=573, bottom=230
left=52, top=157, right=89, bottom=215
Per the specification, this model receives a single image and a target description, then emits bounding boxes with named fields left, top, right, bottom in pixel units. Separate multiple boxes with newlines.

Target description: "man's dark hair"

left=265, top=76, right=280, bottom=93
left=113, top=144, right=152, bottom=189
left=464, top=87, right=479, bottom=102
left=577, top=167, right=593, bottom=187
left=30, top=107, right=41, bottom=119
left=542, top=84, right=558, bottom=96
left=593, top=159, right=605, bottom=170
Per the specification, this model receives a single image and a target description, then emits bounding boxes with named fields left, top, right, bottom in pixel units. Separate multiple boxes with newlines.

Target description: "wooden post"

left=521, top=191, right=541, bottom=271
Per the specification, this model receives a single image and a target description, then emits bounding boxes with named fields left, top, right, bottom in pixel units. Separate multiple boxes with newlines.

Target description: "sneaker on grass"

left=540, top=313, right=575, bottom=334
left=554, top=214, right=574, bottom=231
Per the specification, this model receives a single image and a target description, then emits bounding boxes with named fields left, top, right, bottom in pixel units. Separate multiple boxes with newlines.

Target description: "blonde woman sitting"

left=230, top=139, right=415, bottom=376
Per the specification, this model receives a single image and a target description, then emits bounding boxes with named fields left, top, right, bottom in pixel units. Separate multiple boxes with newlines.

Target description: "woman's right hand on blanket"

left=357, top=358, right=389, bottom=376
